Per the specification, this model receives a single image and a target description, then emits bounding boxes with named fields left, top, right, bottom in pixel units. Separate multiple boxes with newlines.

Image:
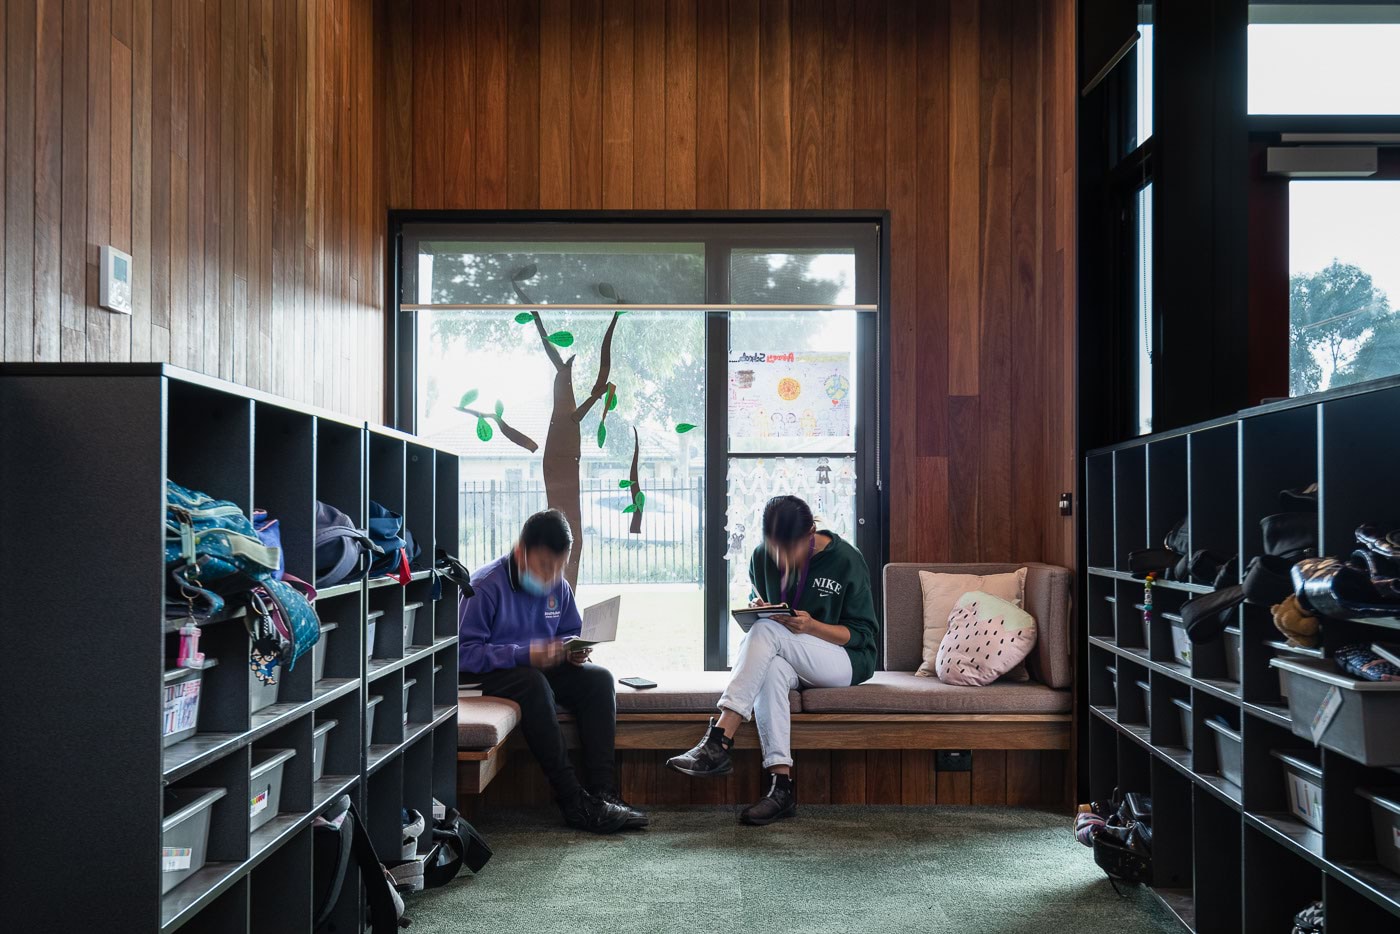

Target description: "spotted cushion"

left=935, top=590, right=1038, bottom=687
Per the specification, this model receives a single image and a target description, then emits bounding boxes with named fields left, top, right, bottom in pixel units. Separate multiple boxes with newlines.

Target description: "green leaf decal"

left=547, top=330, right=575, bottom=348
left=635, top=491, right=646, bottom=509
left=476, top=417, right=494, bottom=442
left=622, top=504, right=637, bottom=514
left=494, top=400, right=505, bottom=418
left=675, top=422, right=697, bottom=434
left=458, top=389, right=479, bottom=409
left=597, top=422, right=607, bottom=448
left=618, top=479, right=632, bottom=489
left=513, top=311, right=534, bottom=325
left=606, top=387, right=618, bottom=411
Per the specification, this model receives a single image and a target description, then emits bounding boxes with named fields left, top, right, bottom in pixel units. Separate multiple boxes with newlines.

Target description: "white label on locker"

left=1310, top=686, right=1343, bottom=743
left=250, top=787, right=270, bottom=816
left=162, top=847, right=192, bottom=872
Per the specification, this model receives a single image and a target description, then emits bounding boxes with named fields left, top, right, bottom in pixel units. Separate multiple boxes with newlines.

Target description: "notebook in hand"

left=730, top=604, right=793, bottom=633
left=561, top=596, right=622, bottom=648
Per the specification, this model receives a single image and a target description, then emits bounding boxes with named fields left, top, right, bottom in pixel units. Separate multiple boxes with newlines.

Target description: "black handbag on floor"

left=423, top=809, right=492, bottom=889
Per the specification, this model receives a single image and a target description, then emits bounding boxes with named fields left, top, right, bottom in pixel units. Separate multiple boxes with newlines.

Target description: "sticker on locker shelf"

left=250, top=787, right=270, bottom=816
left=163, top=681, right=200, bottom=734
left=1310, top=685, right=1343, bottom=744
left=162, top=847, right=193, bottom=872
left=1289, top=775, right=1319, bottom=819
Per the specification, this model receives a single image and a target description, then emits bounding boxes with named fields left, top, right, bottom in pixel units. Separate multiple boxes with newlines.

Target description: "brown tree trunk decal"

left=628, top=428, right=643, bottom=535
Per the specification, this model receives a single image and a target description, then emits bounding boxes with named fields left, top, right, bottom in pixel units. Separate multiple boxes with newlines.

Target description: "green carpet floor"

left=406, top=806, right=1180, bottom=933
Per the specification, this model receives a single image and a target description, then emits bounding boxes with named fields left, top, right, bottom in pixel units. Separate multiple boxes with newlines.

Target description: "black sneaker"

left=558, top=789, right=631, bottom=834
left=740, top=774, right=796, bottom=826
left=591, top=789, right=649, bottom=830
left=665, top=718, right=734, bottom=778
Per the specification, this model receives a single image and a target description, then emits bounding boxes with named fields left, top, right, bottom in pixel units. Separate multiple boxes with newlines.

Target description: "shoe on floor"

left=558, top=789, right=632, bottom=834
left=665, top=718, right=734, bottom=778
left=741, top=774, right=796, bottom=826
left=590, top=788, right=649, bottom=829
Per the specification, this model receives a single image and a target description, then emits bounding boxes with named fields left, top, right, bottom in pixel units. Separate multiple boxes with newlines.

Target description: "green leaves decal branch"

left=455, top=390, right=539, bottom=453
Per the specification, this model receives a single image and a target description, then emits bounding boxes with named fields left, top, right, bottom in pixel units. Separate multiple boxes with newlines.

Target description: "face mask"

left=520, top=566, right=551, bottom=597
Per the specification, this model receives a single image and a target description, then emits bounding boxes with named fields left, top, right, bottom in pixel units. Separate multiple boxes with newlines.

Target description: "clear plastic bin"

left=249, top=748, right=296, bottom=832
left=161, top=786, right=227, bottom=894
left=402, top=678, right=418, bottom=726
left=367, top=610, right=384, bottom=660
left=366, top=694, right=384, bottom=744
left=312, top=718, right=338, bottom=782
left=1358, top=788, right=1400, bottom=875
left=1172, top=697, right=1193, bottom=750
left=163, top=665, right=213, bottom=748
left=1272, top=749, right=1323, bottom=832
left=1272, top=656, right=1400, bottom=766
left=1204, top=717, right=1243, bottom=787
left=1222, top=626, right=1242, bottom=682
left=1134, top=680, right=1152, bottom=727
left=312, top=621, right=339, bottom=682
left=249, top=666, right=281, bottom=715
left=403, top=602, right=425, bottom=647
left=1107, top=664, right=1118, bottom=708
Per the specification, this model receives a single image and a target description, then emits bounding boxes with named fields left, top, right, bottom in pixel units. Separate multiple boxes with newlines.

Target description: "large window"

left=397, top=221, right=883, bottom=672
left=1249, top=6, right=1400, bottom=115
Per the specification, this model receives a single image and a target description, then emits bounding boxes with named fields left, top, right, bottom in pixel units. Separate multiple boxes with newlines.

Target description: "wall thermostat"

left=100, top=245, right=133, bottom=315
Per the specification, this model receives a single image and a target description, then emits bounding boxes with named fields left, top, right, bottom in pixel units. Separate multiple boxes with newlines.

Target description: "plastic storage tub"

left=249, top=748, right=296, bottom=832
left=163, top=665, right=212, bottom=748
left=162, top=786, right=227, bottom=894
left=1272, top=749, right=1323, bottom=832
left=1138, top=608, right=1150, bottom=650
left=403, top=602, right=425, bottom=647
left=366, top=694, right=384, bottom=744
left=1172, top=697, right=1193, bottom=749
left=248, top=667, right=281, bottom=715
left=1107, top=665, right=1119, bottom=708
left=312, top=719, right=338, bottom=782
left=402, top=678, right=418, bottom=726
left=1134, top=680, right=1152, bottom=727
left=1222, top=626, right=1242, bottom=682
left=366, top=610, right=384, bottom=660
left=1357, top=788, right=1400, bottom=875
left=312, top=621, right=339, bottom=683
left=1204, top=717, right=1243, bottom=787
left=1271, top=656, right=1400, bottom=765
left=1168, top=617, right=1192, bottom=666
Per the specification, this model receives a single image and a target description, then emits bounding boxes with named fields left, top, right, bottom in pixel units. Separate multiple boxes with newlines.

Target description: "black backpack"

left=422, top=809, right=492, bottom=889
left=313, top=796, right=408, bottom=932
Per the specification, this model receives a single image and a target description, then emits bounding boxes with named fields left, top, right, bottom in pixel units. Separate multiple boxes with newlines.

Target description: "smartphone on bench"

left=618, top=676, right=657, bottom=690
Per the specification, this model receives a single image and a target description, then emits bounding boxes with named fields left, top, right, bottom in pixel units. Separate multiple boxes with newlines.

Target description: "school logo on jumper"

left=546, top=594, right=561, bottom=619
left=812, top=577, right=843, bottom=596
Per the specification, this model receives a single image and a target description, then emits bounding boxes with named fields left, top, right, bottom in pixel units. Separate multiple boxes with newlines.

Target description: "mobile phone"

left=618, top=676, right=657, bottom=690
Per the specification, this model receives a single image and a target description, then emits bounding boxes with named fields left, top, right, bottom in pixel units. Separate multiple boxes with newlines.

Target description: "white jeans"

left=718, top=619, right=853, bottom=769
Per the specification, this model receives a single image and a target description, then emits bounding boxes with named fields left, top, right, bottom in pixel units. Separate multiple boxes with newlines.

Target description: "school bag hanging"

left=314, top=500, right=380, bottom=588
left=367, top=501, right=412, bottom=584
left=165, top=480, right=282, bottom=620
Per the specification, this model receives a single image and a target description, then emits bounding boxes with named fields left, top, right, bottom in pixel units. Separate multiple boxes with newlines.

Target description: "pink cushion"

left=936, top=590, right=1038, bottom=687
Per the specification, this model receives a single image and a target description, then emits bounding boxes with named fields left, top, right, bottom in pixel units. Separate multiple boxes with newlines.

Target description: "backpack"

left=315, top=501, right=379, bottom=589
left=165, top=480, right=281, bottom=620
left=248, top=574, right=320, bottom=681
left=253, top=508, right=285, bottom=580
left=313, top=796, right=408, bottom=933
left=367, top=501, right=412, bottom=583
left=422, top=809, right=492, bottom=889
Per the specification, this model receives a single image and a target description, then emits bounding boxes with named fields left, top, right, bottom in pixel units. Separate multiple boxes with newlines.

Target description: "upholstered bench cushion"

left=615, top=670, right=802, bottom=714
left=458, top=695, right=521, bottom=748
left=799, top=671, right=1072, bottom=715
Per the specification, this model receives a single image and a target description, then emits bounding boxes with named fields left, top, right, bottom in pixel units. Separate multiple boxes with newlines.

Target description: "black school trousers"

left=476, top=662, right=617, bottom=800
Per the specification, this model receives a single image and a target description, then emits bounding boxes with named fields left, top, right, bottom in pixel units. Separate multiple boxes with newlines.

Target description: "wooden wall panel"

left=1, top=0, right=387, bottom=421
left=381, top=0, right=1077, bottom=570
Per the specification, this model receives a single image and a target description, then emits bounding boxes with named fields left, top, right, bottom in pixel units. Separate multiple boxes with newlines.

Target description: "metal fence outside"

left=460, top=478, right=704, bottom=584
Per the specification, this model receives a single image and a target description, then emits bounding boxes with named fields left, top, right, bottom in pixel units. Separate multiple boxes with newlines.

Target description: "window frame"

left=388, top=211, right=890, bottom=671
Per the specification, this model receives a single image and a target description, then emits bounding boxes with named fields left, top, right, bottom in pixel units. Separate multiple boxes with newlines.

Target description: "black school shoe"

left=590, top=788, right=650, bottom=830
left=665, top=718, right=734, bottom=777
left=741, top=774, right=796, bottom=826
left=558, top=789, right=632, bottom=834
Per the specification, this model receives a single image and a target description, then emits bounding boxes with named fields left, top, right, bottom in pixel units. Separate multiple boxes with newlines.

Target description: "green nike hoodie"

left=748, top=530, right=879, bottom=686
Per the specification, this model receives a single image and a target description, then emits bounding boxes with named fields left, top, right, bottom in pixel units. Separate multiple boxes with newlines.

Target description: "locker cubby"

left=1113, top=446, right=1148, bottom=571
left=434, top=649, right=459, bottom=709
left=0, top=364, right=461, bottom=933
left=1243, top=824, right=1322, bottom=933
left=1187, top=423, right=1239, bottom=562
left=1147, top=435, right=1188, bottom=553
left=405, top=657, right=434, bottom=728
left=403, top=736, right=436, bottom=854
left=1087, top=379, right=1400, bottom=930
left=368, top=584, right=407, bottom=670
left=404, top=578, right=437, bottom=648
left=1151, top=759, right=1195, bottom=904
left=1116, top=657, right=1153, bottom=730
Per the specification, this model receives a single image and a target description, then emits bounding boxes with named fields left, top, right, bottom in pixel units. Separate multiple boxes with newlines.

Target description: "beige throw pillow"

left=915, top=567, right=1028, bottom=678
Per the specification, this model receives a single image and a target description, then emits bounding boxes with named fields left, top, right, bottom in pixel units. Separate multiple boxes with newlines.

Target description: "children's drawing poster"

left=728, top=351, right=852, bottom=440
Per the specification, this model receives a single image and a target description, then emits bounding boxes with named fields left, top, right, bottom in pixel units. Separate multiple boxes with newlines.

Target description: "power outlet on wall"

left=936, top=750, right=972, bottom=772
